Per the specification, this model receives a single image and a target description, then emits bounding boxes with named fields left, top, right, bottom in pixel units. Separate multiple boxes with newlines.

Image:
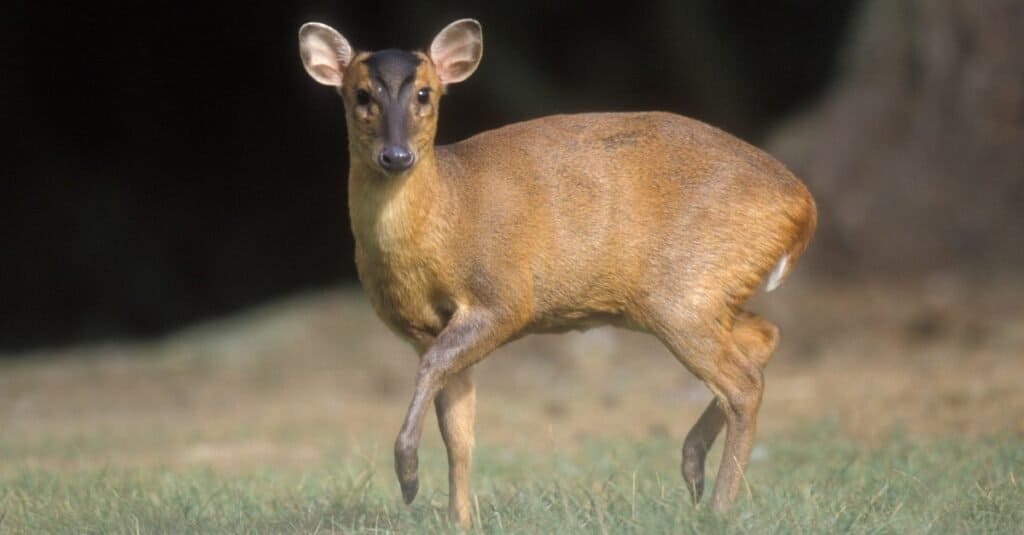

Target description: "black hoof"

left=400, top=477, right=419, bottom=504
left=682, top=446, right=708, bottom=503
left=686, top=473, right=705, bottom=504
left=395, top=441, right=420, bottom=504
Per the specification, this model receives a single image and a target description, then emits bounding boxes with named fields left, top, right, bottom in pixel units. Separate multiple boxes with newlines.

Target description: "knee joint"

left=733, top=312, right=779, bottom=367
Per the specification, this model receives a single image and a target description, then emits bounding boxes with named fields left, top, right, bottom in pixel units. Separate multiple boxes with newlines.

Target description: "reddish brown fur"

left=300, top=19, right=816, bottom=528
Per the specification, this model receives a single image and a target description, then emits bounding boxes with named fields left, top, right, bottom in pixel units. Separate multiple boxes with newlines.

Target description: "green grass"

left=1, top=426, right=1021, bottom=534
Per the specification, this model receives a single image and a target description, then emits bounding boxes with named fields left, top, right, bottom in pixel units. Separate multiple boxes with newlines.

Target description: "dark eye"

left=355, top=89, right=371, bottom=106
left=416, top=87, right=430, bottom=105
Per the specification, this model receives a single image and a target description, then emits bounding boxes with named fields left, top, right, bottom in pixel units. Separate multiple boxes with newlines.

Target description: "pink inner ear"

left=433, top=42, right=481, bottom=84
left=438, top=61, right=467, bottom=83
left=303, top=45, right=343, bottom=86
left=429, top=20, right=481, bottom=85
left=311, top=64, right=342, bottom=86
left=300, top=23, right=353, bottom=86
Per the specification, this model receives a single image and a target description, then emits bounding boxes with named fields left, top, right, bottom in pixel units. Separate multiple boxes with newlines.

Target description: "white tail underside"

left=764, top=253, right=790, bottom=292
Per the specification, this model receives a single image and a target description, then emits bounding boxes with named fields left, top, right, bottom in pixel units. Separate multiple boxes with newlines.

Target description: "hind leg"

left=655, top=309, right=779, bottom=509
left=707, top=355, right=763, bottom=510
left=682, top=399, right=726, bottom=503
left=731, top=312, right=780, bottom=369
left=681, top=312, right=779, bottom=503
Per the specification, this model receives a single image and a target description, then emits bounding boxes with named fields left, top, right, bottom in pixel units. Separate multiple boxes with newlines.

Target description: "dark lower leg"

left=682, top=400, right=726, bottom=503
left=393, top=310, right=514, bottom=507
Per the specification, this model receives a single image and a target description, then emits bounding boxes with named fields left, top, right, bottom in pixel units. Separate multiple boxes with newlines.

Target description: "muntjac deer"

left=299, top=18, right=816, bottom=527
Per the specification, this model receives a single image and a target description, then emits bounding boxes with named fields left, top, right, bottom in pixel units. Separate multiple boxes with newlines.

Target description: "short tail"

left=764, top=254, right=789, bottom=292
left=764, top=193, right=817, bottom=292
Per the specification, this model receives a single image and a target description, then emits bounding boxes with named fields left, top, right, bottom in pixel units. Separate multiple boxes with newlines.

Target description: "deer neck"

left=348, top=147, right=448, bottom=258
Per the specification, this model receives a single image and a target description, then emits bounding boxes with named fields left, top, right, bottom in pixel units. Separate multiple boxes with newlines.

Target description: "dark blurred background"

left=5, top=0, right=1022, bottom=351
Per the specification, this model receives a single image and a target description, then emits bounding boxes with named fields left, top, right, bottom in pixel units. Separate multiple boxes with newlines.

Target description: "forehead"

left=363, top=49, right=421, bottom=87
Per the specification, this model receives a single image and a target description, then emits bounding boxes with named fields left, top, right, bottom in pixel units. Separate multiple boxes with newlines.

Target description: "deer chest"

left=355, top=245, right=450, bottom=347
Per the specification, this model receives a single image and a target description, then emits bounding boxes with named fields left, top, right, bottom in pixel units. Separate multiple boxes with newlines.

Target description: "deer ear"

left=429, top=19, right=483, bottom=86
left=299, top=22, right=353, bottom=87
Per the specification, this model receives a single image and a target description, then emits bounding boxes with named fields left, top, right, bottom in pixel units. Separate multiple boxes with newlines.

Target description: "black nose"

left=379, top=145, right=415, bottom=172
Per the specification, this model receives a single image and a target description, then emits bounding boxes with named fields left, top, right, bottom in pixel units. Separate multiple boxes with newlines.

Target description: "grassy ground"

left=2, top=277, right=1023, bottom=533
left=2, top=430, right=1021, bottom=533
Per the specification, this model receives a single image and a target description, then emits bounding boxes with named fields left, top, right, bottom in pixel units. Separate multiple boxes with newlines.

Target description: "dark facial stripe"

left=365, top=49, right=421, bottom=148
left=365, top=49, right=421, bottom=97
left=384, top=86, right=411, bottom=147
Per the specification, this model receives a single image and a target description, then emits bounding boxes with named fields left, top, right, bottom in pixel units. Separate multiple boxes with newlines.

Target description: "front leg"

left=394, top=308, right=516, bottom=512
left=435, top=368, right=475, bottom=527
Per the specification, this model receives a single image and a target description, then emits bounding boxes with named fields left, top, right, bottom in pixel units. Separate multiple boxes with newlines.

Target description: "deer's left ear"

left=429, top=19, right=483, bottom=86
